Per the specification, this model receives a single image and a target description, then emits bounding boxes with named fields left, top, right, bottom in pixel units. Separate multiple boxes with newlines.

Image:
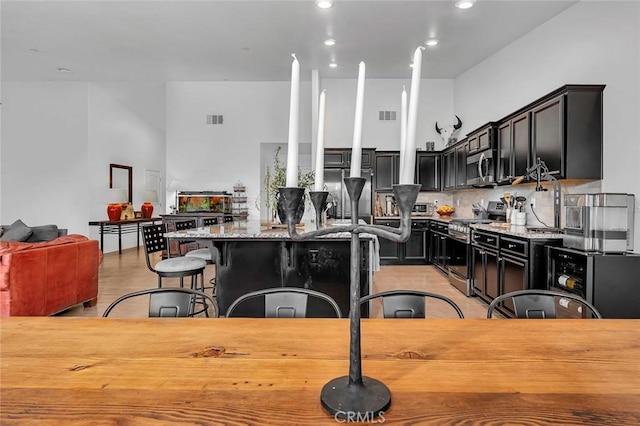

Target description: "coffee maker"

left=563, top=193, right=635, bottom=253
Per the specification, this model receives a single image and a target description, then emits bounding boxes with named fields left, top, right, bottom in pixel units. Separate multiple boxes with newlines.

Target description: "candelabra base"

left=320, top=376, right=391, bottom=420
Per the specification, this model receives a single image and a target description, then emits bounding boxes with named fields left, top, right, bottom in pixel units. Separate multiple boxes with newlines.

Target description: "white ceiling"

left=2, top=0, right=579, bottom=82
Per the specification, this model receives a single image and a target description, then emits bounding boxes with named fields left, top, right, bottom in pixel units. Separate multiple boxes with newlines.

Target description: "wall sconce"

left=107, top=188, right=128, bottom=221
left=141, top=190, right=159, bottom=218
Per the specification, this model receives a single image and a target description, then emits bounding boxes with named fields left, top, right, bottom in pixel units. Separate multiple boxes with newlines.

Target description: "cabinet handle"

left=508, top=243, right=516, bottom=249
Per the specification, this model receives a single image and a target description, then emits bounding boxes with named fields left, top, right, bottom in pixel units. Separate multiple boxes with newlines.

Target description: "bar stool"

left=184, top=217, right=219, bottom=296
left=141, top=224, right=210, bottom=316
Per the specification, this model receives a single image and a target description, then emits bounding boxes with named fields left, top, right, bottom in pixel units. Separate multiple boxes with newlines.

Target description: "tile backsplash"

left=452, top=180, right=602, bottom=227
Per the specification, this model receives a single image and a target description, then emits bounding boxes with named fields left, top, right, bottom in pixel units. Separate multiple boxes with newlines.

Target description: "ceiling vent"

left=378, top=111, right=397, bottom=121
left=206, top=115, right=224, bottom=125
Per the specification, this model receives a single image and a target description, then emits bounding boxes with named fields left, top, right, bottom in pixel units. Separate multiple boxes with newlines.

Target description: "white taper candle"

left=399, top=85, right=408, bottom=183
left=400, top=46, right=424, bottom=184
left=286, top=54, right=300, bottom=187
left=314, top=90, right=327, bottom=191
left=350, top=61, right=366, bottom=178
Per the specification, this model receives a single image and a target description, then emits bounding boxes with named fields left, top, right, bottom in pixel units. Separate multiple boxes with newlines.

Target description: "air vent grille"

left=378, top=111, right=397, bottom=121
left=206, top=115, right=224, bottom=125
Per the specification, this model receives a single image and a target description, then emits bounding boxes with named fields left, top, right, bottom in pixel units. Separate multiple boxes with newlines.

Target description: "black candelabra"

left=279, top=177, right=420, bottom=420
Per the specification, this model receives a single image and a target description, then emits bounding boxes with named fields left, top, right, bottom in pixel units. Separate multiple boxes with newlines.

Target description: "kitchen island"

left=166, top=220, right=378, bottom=317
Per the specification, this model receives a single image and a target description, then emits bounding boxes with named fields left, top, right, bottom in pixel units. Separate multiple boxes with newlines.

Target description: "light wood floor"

left=60, top=248, right=492, bottom=318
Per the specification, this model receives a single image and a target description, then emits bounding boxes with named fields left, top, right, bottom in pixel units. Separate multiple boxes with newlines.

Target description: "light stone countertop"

left=470, top=223, right=564, bottom=240
left=164, top=218, right=374, bottom=240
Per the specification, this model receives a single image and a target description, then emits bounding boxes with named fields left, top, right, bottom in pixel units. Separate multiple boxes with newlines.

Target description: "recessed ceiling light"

left=455, top=0, right=476, bottom=9
left=324, top=39, right=336, bottom=47
left=329, top=62, right=338, bottom=68
left=426, top=39, right=439, bottom=47
left=56, top=67, right=72, bottom=73
left=316, top=0, right=333, bottom=9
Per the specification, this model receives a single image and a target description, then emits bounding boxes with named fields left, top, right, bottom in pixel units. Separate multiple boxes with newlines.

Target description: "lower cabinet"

left=428, top=221, right=449, bottom=273
left=472, top=245, right=499, bottom=301
left=375, top=219, right=428, bottom=265
left=471, top=229, right=561, bottom=317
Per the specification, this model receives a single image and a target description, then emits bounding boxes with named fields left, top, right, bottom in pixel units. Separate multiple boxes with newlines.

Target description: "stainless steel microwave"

left=466, top=149, right=494, bottom=186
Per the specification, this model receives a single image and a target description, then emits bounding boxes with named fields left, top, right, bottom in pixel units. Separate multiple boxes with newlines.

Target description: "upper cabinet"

left=374, top=151, right=401, bottom=191
left=497, top=84, right=604, bottom=183
left=324, top=148, right=374, bottom=169
left=496, top=112, right=530, bottom=184
left=417, top=152, right=441, bottom=192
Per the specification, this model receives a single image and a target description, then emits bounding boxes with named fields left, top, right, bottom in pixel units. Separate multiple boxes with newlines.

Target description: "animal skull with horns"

left=435, top=116, right=463, bottom=147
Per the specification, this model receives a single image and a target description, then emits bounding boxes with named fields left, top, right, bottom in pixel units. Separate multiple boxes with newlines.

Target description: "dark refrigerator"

left=324, top=168, right=373, bottom=222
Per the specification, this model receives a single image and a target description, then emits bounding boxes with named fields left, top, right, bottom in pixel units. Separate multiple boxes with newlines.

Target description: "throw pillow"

left=26, top=224, right=60, bottom=242
left=4, top=219, right=28, bottom=231
left=0, top=226, right=33, bottom=242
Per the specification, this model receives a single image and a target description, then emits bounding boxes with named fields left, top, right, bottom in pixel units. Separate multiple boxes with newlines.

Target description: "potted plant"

left=263, top=146, right=315, bottom=224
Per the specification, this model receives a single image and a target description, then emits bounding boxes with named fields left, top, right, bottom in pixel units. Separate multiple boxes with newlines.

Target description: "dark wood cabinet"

left=472, top=229, right=562, bottom=317
left=442, top=148, right=456, bottom=191
left=324, top=148, right=374, bottom=169
left=531, top=96, right=563, bottom=176
left=472, top=244, right=501, bottom=300
left=374, top=151, right=400, bottom=191
left=428, top=221, right=448, bottom=273
left=416, top=152, right=440, bottom=191
left=497, top=112, right=530, bottom=184
left=468, top=126, right=493, bottom=155
left=441, top=139, right=469, bottom=191
left=405, top=221, right=427, bottom=260
left=471, top=231, right=499, bottom=302
left=530, top=86, right=605, bottom=179
left=455, top=142, right=468, bottom=188
left=376, top=219, right=428, bottom=265
left=495, top=85, right=603, bottom=184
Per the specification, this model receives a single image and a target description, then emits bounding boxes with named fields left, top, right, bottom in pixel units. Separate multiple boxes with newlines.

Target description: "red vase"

left=107, top=204, right=122, bottom=222
left=141, top=202, right=154, bottom=218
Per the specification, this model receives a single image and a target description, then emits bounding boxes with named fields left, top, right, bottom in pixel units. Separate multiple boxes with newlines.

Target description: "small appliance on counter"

left=563, top=193, right=635, bottom=253
left=412, top=202, right=434, bottom=216
left=471, top=203, right=488, bottom=220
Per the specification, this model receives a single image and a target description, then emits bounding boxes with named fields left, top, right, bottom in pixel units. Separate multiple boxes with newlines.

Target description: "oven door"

left=448, top=236, right=471, bottom=296
left=467, top=149, right=494, bottom=186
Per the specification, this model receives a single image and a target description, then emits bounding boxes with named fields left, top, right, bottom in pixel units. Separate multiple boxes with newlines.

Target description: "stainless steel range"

left=447, top=202, right=506, bottom=296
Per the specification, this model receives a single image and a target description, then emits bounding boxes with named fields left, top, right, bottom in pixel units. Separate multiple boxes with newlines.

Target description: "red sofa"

left=0, top=235, right=102, bottom=316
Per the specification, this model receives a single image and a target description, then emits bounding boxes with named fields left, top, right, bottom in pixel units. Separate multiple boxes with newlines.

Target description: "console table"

left=88, top=217, right=161, bottom=254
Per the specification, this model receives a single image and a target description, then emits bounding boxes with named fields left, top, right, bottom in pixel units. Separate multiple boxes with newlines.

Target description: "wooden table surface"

left=2, top=318, right=639, bottom=425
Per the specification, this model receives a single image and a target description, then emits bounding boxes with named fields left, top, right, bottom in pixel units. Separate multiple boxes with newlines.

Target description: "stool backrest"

left=103, top=287, right=217, bottom=317
left=360, top=290, right=465, bottom=318
left=226, top=287, right=342, bottom=318
left=487, top=290, right=602, bottom=319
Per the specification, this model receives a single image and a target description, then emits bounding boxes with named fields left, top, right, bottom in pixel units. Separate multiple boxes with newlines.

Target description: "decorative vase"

left=276, top=193, right=305, bottom=224
left=141, top=202, right=154, bottom=218
left=107, top=204, right=122, bottom=222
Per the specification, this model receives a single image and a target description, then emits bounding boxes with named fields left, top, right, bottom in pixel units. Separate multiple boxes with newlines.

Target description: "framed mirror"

left=109, top=163, right=133, bottom=203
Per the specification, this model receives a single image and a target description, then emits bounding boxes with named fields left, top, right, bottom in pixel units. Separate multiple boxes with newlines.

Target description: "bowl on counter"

left=436, top=205, right=455, bottom=217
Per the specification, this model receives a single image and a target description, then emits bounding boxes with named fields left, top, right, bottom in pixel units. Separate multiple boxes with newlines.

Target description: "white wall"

left=166, top=78, right=454, bottom=221
left=87, top=82, right=166, bottom=253
left=454, top=1, right=640, bottom=252
left=166, top=81, right=313, bottom=219
left=1, top=82, right=166, bottom=253
left=320, top=78, right=454, bottom=151
left=1, top=83, right=89, bottom=232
